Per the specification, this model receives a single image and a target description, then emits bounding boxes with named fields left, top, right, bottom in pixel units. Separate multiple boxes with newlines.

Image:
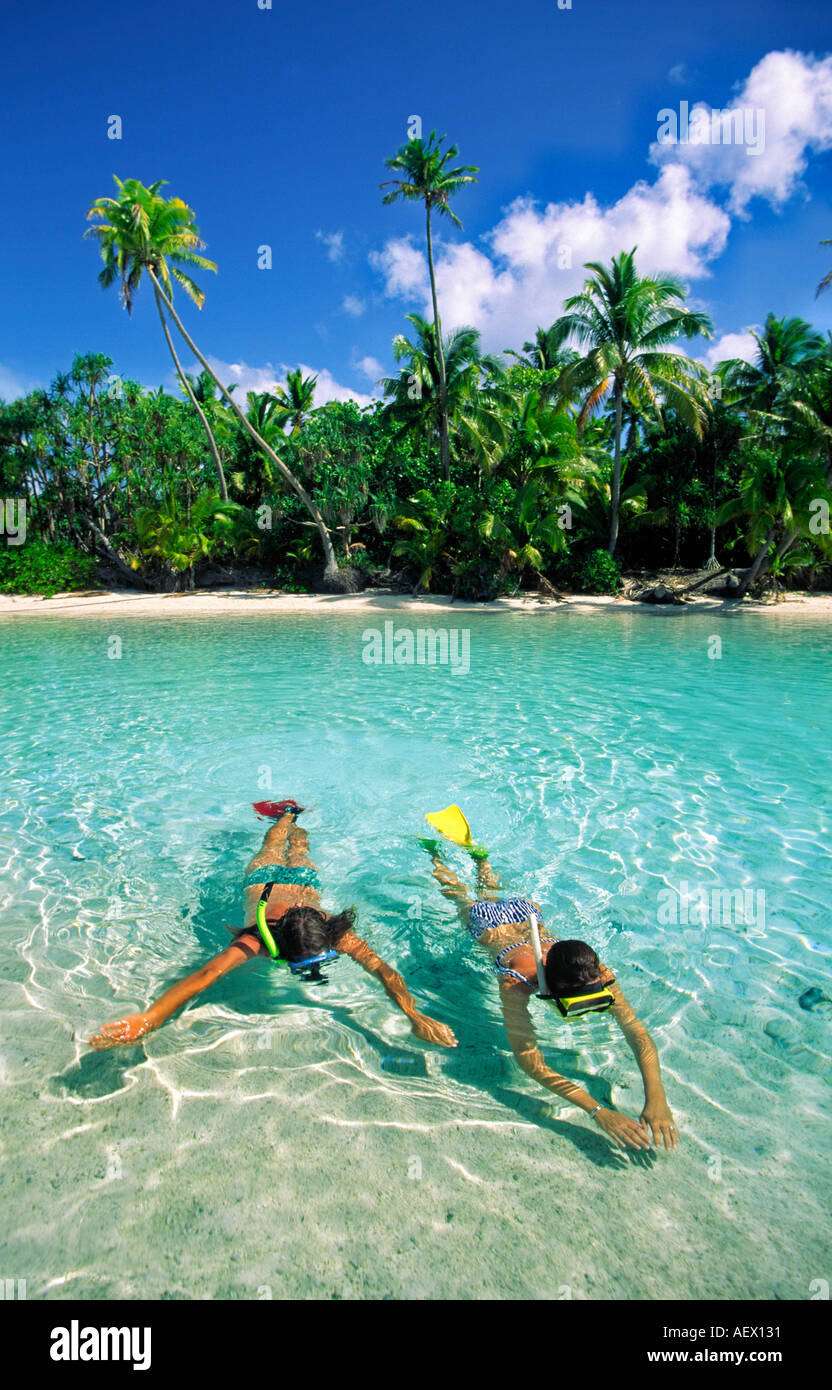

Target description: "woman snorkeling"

left=90, top=801, right=457, bottom=1050
left=422, top=807, right=677, bottom=1151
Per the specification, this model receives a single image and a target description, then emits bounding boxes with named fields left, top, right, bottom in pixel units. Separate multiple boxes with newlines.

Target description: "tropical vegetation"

left=1, top=157, right=831, bottom=600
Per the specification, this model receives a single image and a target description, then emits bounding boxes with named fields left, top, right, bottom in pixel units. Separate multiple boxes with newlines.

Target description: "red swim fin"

left=252, top=799, right=305, bottom=820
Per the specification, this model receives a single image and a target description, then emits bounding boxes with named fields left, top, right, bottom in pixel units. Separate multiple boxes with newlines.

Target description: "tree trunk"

left=148, top=269, right=339, bottom=581
left=425, top=205, right=450, bottom=481
left=153, top=287, right=228, bottom=501
left=704, top=441, right=720, bottom=569
left=79, top=516, right=148, bottom=589
left=736, top=524, right=777, bottom=598
left=608, top=380, right=624, bottom=556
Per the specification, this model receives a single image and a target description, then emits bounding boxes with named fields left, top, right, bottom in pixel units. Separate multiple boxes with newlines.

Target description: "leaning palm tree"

left=381, top=131, right=478, bottom=480
left=86, top=177, right=340, bottom=581
left=552, top=249, right=713, bottom=556
left=85, top=178, right=228, bottom=500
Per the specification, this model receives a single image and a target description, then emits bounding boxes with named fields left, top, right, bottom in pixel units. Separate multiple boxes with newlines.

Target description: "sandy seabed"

left=1, top=584, right=829, bottom=1300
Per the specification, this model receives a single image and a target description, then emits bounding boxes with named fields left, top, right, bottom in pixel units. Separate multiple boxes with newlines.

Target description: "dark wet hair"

left=544, top=939, right=603, bottom=997
left=274, top=905, right=356, bottom=962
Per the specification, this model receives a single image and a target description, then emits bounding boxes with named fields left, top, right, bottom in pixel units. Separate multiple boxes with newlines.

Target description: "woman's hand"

left=409, top=1013, right=457, bottom=1047
left=592, top=1107, right=652, bottom=1150
left=640, top=1099, right=679, bottom=1150
left=89, top=1012, right=155, bottom=1049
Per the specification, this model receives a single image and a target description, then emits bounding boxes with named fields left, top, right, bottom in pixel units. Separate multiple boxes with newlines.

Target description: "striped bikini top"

left=494, top=937, right=558, bottom=987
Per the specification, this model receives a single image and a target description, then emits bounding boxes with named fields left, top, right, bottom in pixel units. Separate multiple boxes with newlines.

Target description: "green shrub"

left=0, top=541, right=99, bottom=596
left=573, top=548, right=622, bottom=595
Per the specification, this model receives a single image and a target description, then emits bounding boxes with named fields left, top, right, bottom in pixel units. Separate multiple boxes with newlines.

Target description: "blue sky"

left=1, top=0, right=830, bottom=405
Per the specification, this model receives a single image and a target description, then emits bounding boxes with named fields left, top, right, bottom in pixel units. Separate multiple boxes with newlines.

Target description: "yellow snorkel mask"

left=256, top=884, right=338, bottom=984
left=528, top=911, right=616, bottom=1018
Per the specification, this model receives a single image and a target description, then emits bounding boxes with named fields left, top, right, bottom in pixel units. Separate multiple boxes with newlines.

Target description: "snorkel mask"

left=256, top=885, right=338, bottom=984
left=528, top=911, right=615, bottom=1019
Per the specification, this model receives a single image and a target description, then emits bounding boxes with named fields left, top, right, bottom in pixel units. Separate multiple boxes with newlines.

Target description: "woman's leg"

left=244, top=813, right=317, bottom=878
left=242, top=814, right=322, bottom=925
left=473, top=854, right=502, bottom=900
left=428, top=853, right=473, bottom=928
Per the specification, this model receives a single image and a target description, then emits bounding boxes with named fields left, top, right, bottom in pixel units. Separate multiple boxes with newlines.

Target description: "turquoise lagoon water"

left=0, top=603, right=830, bottom=1300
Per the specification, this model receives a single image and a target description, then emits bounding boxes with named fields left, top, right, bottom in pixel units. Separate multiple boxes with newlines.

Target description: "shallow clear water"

left=0, top=604, right=830, bottom=1300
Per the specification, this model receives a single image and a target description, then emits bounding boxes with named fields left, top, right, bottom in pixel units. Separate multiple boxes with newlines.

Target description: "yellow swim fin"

left=425, top=804, right=473, bottom=847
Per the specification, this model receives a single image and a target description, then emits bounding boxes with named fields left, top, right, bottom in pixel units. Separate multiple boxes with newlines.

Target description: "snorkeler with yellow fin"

left=422, top=804, right=678, bottom=1151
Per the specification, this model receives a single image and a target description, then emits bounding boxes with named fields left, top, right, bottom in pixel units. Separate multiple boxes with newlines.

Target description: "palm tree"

left=381, top=131, right=478, bottom=480
left=717, top=448, right=828, bottom=594
left=273, top=367, right=317, bottom=435
left=392, top=485, right=459, bottom=593
left=481, top=480, right=570, bottom=589
left=381, top=315, right=507, bottom=472
left=505, top=323, right=579, bottom=397
left=490, top=385, right=605, bottom=491
left=552, top=249, right=712, bottom=556
left=136, top=488, right=256, bottom=590
left=85, top=177, right=340, bottom=581
left=85, top=178, right=228, bottom=501
left=721, top=315, right=825, bottom=594
left=723, top=315, right=825, bottom=414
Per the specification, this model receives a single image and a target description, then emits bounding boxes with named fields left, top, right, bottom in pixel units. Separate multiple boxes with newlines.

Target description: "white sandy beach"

left=2, top=586, right=832, bottom=618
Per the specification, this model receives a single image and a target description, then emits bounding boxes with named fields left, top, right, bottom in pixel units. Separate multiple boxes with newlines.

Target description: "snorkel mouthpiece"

left=288, top=951, right=338, bottom=983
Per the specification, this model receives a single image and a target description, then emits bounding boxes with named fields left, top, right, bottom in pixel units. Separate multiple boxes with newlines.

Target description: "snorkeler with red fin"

left=90, top=801, right=456, bottom=1051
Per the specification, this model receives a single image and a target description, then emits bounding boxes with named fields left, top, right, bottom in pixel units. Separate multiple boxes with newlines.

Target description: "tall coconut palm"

left=85, top=177, right=340, bottom=580
left=381, top=131, right=478, bottom=480
left=85, top=178, right=228, bottom=501
left=552, top=249, right=712, bottom=556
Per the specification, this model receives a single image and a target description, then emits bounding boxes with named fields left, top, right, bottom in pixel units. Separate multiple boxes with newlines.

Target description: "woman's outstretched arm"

left=89, top=935, right=262, bottom=1048
left=336, top=930, right=457, bottom=1047
left=500, top=983, right=651, bottom=1150
left=610, top=985, right=678, bottom=1149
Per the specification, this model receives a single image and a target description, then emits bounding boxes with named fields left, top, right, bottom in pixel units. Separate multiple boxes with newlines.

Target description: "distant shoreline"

left=2, top=586, right=832, bottom=618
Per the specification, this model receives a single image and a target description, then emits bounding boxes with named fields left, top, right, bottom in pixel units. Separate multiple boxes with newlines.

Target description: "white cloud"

left=702, top=329, right=759, bottom=369
left=650, top=49, right=832, bottom=213
left=354, top=355, right=384, bottom=382
left=342, top=294, right=366, bottom=316
left=668, top=63, right=691, bottom=87
left=315, top=230, right=345, bottom=262
left=369, top=50, right=832, bottom=354
left=369, top=237, right=429, bottom=301
left=203, top=357, right=372, bottom=409
left=373, top=165, right=730, bottom=350
left=0, top=363, right=36, bottom=401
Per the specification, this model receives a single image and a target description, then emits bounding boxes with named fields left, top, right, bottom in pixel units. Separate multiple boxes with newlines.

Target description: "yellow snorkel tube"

left=255, top=883, right=337, bottom=982
left=256, top=887, right=280, bottom=959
